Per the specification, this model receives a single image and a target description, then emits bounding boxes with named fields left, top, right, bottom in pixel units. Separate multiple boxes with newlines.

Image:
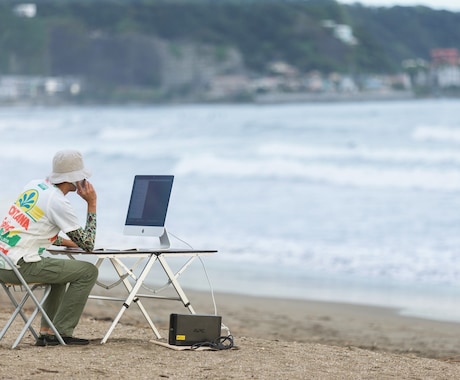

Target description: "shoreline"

left=123, top=257, right=460, bottom=326
left=253, top=90, right=416, bottom=104
left=2, top=92, right=460, bottom=108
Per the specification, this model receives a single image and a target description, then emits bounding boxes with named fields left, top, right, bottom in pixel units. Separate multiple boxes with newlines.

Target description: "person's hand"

left=76, top=179, right=97, bottom=212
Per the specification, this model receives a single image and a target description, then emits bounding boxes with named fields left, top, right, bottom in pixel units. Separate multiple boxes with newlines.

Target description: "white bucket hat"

left=48, top=150, right=91, bottom=184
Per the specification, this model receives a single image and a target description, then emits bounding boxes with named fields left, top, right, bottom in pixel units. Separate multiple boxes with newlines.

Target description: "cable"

left=198, top=256, right=218, bottom=316
left=169, top=231, right=233, bottom=338
left=169, top=231, right=218, bottom=316
left=168, top=231, right=193, bottom=249
left=191, top=335, right=234, bottom=351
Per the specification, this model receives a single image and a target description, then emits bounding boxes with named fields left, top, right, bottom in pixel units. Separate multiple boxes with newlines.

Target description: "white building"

left=322, top=20, right=358, bottom=46
left=435, top=66, right=460, bottom=88
left=333, top=24, right=358, bottom=46
left=0, top=75, right=82, bottom=101
left=13, top=3, right=37, bottom=18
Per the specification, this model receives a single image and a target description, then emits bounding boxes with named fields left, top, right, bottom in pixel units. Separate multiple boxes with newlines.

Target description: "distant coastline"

left=254, top=90, right=416, bottom=104
left=2, top=90, right=460, bottom=107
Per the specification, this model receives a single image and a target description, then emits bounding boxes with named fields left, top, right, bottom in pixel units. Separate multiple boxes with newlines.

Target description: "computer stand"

left=159, top=229, right=171, bottom=249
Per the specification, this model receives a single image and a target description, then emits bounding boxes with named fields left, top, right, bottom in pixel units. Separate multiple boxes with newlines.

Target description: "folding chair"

left=0, top=252, right=65, bottom=348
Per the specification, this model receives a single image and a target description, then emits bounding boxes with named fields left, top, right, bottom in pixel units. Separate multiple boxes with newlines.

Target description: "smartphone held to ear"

left=73, top=179, right=86, bottom=189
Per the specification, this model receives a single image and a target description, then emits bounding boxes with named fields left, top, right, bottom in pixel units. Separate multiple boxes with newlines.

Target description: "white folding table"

left=47, top=247, right=217, bottom=344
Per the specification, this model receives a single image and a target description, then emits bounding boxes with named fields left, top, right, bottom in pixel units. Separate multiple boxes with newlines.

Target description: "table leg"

left=100, top=255, right=161, bottom=343
left=157, top=255, right=196, bottom=314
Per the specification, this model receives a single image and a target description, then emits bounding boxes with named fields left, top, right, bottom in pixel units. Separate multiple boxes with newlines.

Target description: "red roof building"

left=431, top=48, right=459, bottom=66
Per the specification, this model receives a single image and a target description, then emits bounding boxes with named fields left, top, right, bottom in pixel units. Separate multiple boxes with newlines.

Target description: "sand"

left=1, top=288, right=460, bottom=379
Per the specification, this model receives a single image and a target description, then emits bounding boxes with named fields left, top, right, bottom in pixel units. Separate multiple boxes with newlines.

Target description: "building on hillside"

left=430, top=48, right=460, bottom=88
left=434, top=66, right=460, bottom=88
left=431, top=48, right=459, bottom=66
left=0, top=75, right=82, bottom=102
left=206, top=75, right=250, bottom=99
left=321, top=20, right=358, bottom=46
left=13, top=3, right=37, bottom=18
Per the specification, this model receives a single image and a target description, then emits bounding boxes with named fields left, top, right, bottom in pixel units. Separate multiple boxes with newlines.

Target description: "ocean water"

left=2, top=99, right=460, bottom=322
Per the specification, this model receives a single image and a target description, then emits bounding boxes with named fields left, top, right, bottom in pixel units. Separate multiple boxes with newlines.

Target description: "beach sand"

left=1, top=288, right=460, bottom=379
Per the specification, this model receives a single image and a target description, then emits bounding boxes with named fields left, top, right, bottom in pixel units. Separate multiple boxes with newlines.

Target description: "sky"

left=338, top=0, right=460, bottom=11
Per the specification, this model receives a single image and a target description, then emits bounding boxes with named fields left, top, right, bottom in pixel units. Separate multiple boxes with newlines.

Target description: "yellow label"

left=176, top=335, right=186, bottom=341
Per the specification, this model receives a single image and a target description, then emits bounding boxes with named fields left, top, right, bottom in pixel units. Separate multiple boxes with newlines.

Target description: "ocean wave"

left=174, top=154, right=460, bottom=191
left=206, top=237, right=460, bottom=287
left=98, top=128, right=158, bottom=140
left=0, top=118, right=63, bottom=132
left=413, top=126, right=460, bottom=143
left=259, top=144, right=460, bottom=165
left=0, top=145, right=54, bottom=165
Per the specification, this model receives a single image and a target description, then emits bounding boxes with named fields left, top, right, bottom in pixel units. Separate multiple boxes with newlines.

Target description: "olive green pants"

left=0, top=257, right=98, bottom=337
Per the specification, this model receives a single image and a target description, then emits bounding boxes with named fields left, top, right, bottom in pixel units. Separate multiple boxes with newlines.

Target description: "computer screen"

left=123, top=175, right=174, bottom=238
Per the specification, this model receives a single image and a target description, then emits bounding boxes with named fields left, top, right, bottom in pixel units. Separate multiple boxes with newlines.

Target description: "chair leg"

left=0, top=251, right=66, bottom=348
left=11, top=285, right=51, bottom=349
left=0, top=284, right=39, bottom=341
left=25, top=283, right=66, bottom=347
left=1, top=283, right=66, bottom=348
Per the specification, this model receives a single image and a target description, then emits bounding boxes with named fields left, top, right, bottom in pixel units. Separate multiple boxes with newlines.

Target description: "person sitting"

left=0, top=149, right=99, bottom=346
